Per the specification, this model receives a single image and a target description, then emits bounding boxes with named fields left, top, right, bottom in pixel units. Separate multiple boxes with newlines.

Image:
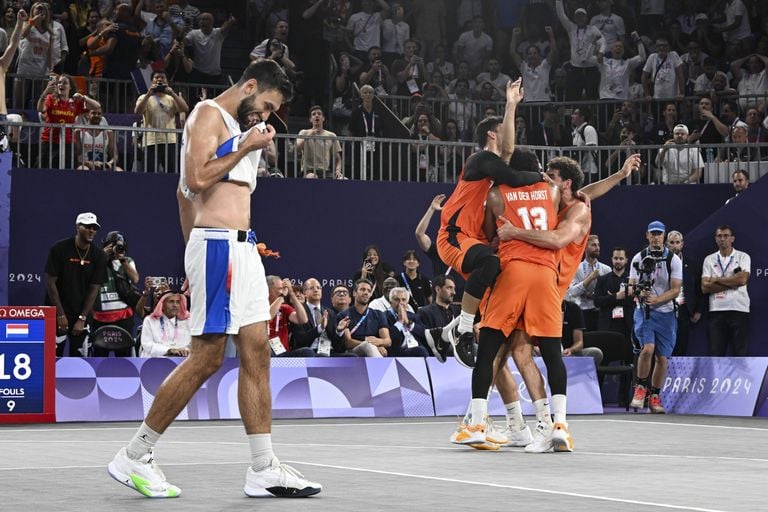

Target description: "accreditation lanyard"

left=362, top=111, right=375, bottom=136
left=400, top=272, right=413, bottom=294
left=716, top=254, right=734, bottom=277
left=349, top=309, right=371, bottom=335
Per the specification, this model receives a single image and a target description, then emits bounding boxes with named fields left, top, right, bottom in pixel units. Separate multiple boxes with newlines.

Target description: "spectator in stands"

left=687, top=96, right=727, bottom=145
left=330, top=284, right=352, bottom=316
left=731, top=53, right=768, bottom=111
left=416, top=275, right=457, bottom=358
left=250, top=19, right=289, bottom=61
left=0, top=7, right=18, bottom=47
left=719, top=100, right=748, bottom=143
left=693, top=58, right=725, bottom=96
left=345, top=0, right=390, bottom=63
left=558, top=300, right=603, bottom=367
left=169, top=0, right=200, bottom=30
left=426, top=43, right=454, bottom=83
left=571, top=107, right=600, bottom=178
left=447, top=61, right=477, bottom=95
left=511, top=23, right=551, bottom=61
left=45, top=212, right=107, bottom=357
left=291, top=278, right=355, bottom=357
left=331, top=51, right=362, bottom=122
left=75, top=107, right=122, bottom=171
left=296, top=105, right=343, bottom=179
left=163, top=38, right=193, bottom=83
left=141, top=0, right=183, bottom=59
left=14, top=2, right=53, bottom=109
left=510, top=25, right=557, bottom=103
left=49, top=11, right=68, bottom=74
left=681, top=40, right=707, bottom=94
left=565, top=234, right=612, bottom=332
left=446, top=78, right=476, bottom=141
left=369, top=277, right=406, bottom=313
left=655, top=124, right=704, bottom=184
left=37, top=74, right=100, bottom=168
left=719, top=124, right=751, bottom=162
left=556, top=0, right=605, bottom=100
left=91, top=231, right=139, bottom=356
left=690, top=13, right=722, bottom=58
left=454, top=15, right=493, bottom=74
left=594, top=246, right=634, bottom=343
left=712, top=0, right=753, bottom=54
left=380, top=2, right=408, bottom=65
left=667, top=19, right=690, bottom=56
left=677, top=0, right=698, bottom=35
left=139, top=290, right=191, bottom=357
left=352, top=244, right=396, bottom=300
left=410, top=112, right=442, bottom=181
left=642, top=37, right=685, bottom=100
left=261, top=37, right=297, bottom=77
left=605, top=125, right=641, bottom=177
left=596, top=33, right=646, bottom=101
left=744, top=107, right=768, bottom=150
left=184, top=11, right=235, bottom=85
left=102, top=3, right=142, bottom=81
left=338, top=279, right=390, bottom=357
left=529, top=104, right=569, bottom=161
left=411, top=0, right=446, bottom=60
left=590, top=0, right=625, bottom=47
left=422, top=70, right=450, bottom=102
left=725, top=169, right=749, bottom=204
left=347, top=84, right=384, bottom=179
left=605, top=100, right=639, bottom=145
left=134, top=70, right=188, bottom=173
left=0, top=9, right=26, bottom=121
left=385, top=287, right=430, bottom=357
left=266, top=275, right=314, bottom=357
left=359, top=46, right=395, bottom=94
left=396, top=249, right=432, bottom=310
left=476, top=58, right=512, bottom=93
left=647, top=102, right=679, bottom=145
left=701, top=225, right=751, bottom=356
left=81, top=14, right=110, bottom=96
left=666, top=231, right=704, bottom=356
left=391, top=39, right=427, bottom=96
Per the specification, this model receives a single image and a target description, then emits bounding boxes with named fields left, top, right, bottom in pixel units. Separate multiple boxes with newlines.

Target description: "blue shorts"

left=633, top=308, right=677, bottom=357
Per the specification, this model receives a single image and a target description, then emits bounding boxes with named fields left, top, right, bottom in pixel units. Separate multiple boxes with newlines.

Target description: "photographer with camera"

left=628, top=221, right=683, bottom=413
left=701, top=225, right=751, bottom=356
left=134, top=70, right=189, bottom=173
left=91, top=231, right=140, bottom=356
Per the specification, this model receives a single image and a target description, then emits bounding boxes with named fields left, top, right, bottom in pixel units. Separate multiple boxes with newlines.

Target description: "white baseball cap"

left=75, top=212, right=100, bottom=228
left=575, top=8, right=588, bottom=16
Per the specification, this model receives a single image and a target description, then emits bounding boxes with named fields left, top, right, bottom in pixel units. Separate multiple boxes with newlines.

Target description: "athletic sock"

left=504, top=401, right=525, bottom=431
left=533, top=398, right=552, bottom=426
left=468, top=398, right=487, bottom=427
left=126, top=422, right=161, bottom=460
left=551, top=394, right=567, bottom=425
left=637, top=377, right=649, bottom=388
left=441, top=317, right=461, bottom=342
left=248, top=434, right=275, bottom=472
left=458, top=311, right=474, bottom=334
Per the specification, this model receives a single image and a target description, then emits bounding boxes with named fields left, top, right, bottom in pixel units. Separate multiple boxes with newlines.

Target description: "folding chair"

left=583, top=330, right=635, bottom=410
left=89, top=325, right=136, bottom=357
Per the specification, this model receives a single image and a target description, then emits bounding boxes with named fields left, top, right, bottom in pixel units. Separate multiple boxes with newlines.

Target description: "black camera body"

left=632, top=249, right=665, bottom=317
left=114, top=243, right=126, bottom=255
left=155, top=83, right=168, bottom=93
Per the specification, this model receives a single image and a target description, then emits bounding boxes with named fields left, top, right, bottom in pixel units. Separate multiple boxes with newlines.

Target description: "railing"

left=7, top=121, right=767, bottom=185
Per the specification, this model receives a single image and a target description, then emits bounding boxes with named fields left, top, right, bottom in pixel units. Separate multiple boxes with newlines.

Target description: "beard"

left=236, top=95, right=261, bottom=129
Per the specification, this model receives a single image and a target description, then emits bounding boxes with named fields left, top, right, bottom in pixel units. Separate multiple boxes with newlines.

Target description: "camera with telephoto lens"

left=632, top=249, right=664, bottom=317
left=114, top=243, right=126, bottom=255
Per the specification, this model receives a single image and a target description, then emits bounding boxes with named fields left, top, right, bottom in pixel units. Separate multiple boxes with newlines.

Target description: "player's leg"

left=648, top=311, right=676, bottom=414
left=631, top=308, right=656, bottom=409
left=495, top=344, right=533, bottom=447
left=538, top=337, right=573, bottom=452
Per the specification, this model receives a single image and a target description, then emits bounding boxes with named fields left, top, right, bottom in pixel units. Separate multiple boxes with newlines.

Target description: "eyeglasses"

left=333, top=290, right=349, bottom=296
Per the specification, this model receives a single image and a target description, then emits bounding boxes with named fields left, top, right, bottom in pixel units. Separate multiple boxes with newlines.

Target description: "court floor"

left=1, top=414, right=766, bottom=512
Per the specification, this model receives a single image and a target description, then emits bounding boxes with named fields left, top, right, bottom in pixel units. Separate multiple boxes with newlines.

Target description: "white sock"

left=248, top=434, right=275, bottom=472
left=462, top=402, right=471, bottom=424
left=552, top=394, right=567, bottom=425
left=504, top=401, right=525, bottom=431
left=468, top=398, right=487, bottom=426
left=534, top=398, right=552, bottom=426
left=458, top=311, right=474, bottom=334
left=441, top=317, right=461, bottom=342
left=126, top=422, right=161, bottom=460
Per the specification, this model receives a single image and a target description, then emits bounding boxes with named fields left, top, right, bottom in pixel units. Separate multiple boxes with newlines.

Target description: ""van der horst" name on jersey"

left=505, top=189, right=549, bottom=201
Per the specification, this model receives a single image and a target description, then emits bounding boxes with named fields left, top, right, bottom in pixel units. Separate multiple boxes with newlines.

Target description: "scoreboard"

left=0, top=307, right=56, bottom=423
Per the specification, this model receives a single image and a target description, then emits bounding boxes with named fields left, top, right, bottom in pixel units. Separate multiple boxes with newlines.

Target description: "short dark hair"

left=612, top=246, right=627, bottom=257
left=237, top=58, right=294, bottom=103
left=151, top=70, right=167, bottom=80
left=432, top=275, right=455, bottom=290
left=575, top=107, right=591, bottom=122
left=732, top=169, right=749, bottom=180
left=475, top=115, right=503, bottom=147
left=509, top=148, right=542, bottom=173
left=716, top=224, right=734, bottom=236
left=309, top=105, right=324, bottom=116
left=548, top=156, right=584, bottom=193
left=332, top=284, right=349, bottom=295
left=353, top=278, right=373, bottom=292
left=402, top=249, right=419, bottom=262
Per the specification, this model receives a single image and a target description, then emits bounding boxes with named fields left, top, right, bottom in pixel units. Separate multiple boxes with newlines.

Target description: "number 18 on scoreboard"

left=0, top=307, right=56, bottom=423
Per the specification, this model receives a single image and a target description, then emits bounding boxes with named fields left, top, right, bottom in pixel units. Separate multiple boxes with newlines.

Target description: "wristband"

left=77, top=314, right=87, bottom=321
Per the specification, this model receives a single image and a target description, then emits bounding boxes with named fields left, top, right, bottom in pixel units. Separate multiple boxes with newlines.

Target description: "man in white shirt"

left=556, top=0, right=605, bottom=100
left=571, top=107, right=599, bottom=176
left=454, top=15, right=493, bottom=74
left=139, top=291, right=192, bottom=357
left=296, top=105, right=343, bottom=179
left=597, top=33, right=646, bottom=100
left=184, top=12, right=236, bottom=84
left=714, top=0, right=752, bottom=51
left=475, top=58, right=512, bottom=93
left=655, top=124, right=704, bottom=184
left=345, top=0, right=390, bottom=62
left=590, top=0, right=625, bottom=46
left=369, top=277, right=414, bottom=313
left=642, top=37, right=684, bottom=100
left=701, top=225, right=751, bottom=356
left=510, top=25, right=557, bottom=103
left=565, top=234, right=612, bottom=331
left=380, top=2, right=409, bottom=64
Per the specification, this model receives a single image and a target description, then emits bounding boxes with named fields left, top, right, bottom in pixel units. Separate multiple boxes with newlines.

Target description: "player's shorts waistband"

left=190, top=227, right=257, bottom=243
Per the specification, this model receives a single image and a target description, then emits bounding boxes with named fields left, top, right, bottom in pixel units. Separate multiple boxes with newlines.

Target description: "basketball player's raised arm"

left=580, top=153, right=640, bottom=200
left=182, top=105, right=275, bottom=194
left=500, top=78, right=524, bottom=164
left=497, top=199, right=587, bottom=249
left=470, top=152, right=543, bottom=186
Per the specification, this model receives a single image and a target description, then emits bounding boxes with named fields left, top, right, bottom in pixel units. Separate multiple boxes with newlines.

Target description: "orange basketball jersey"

left=556, top=202, right=593, bottom=296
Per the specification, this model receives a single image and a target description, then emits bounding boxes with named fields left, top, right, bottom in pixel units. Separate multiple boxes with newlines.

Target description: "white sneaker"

left=524, top=422, right=554, bottom=453
left=551, top=422, right=574, bottom=452
left=244, top=458, right=322, bottom=498
left=501, top=425, right=533, bottom=447
left=484, top=416, right=509, bottom=445
left=107, top=447, right=181, bottom=498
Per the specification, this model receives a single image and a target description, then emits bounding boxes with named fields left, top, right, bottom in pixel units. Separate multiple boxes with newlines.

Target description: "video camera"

left=632, top=249, right=665, bottom=318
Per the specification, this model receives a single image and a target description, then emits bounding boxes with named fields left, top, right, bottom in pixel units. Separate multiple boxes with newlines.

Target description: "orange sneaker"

left=630, top=385, right=647, bottom=409
left=649, top=394, right=665, bottom=414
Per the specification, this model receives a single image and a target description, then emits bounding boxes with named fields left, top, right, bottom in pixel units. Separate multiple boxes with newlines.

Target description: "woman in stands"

left=14, top=1, right=52, bottom=109
left=352, top=245, right=396, bottom=300
left=36, top=73, right=100, bottom=168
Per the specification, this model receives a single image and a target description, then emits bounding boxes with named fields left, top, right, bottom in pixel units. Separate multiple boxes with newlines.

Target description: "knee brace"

left=539, top=338, right=567, bottom=396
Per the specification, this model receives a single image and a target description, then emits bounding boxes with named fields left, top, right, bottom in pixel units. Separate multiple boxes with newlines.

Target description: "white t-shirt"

left=702, top=249, right=750, bottom=312
left=17, top=27, right=51, bottom=76
left=658, top=146, right=704, bottom=184
left=381, top=19, right=409, bottom=54
left=643, top=51, right=682, bottom=99
left=346, top=11, right=382, bottom=52
left=723, top=0, right=751, bottom=42
left=556, top=0, right=604, bottom=68
left=693, top=72, right=726, bottom=94
left=185, top=28, right=226, bottom=75
left=629, top=250, right=683, bottom=314
left=598, top=55, right=644, bottom=99
left=520, top=59, right=552, bottom=102
left=572, top=122, right=598, bottom=175
left=590, top=13, right=625, bottom=46
left=475, top=71, right=512, bottom=91
left=426, top=61, right=455, bottom=82
left=737, top=69, right=767, bottom=110
left=447, top=94, right=477, bottom=132
left=455, top=30, right=493, bottom=71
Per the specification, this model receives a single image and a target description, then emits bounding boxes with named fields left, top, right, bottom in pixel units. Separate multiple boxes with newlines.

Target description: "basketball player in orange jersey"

left=436, top=78, right=544, bottom=368
left=495, top=152, right=642, bottom=453
left=451, top=154, right=561, bottom=447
